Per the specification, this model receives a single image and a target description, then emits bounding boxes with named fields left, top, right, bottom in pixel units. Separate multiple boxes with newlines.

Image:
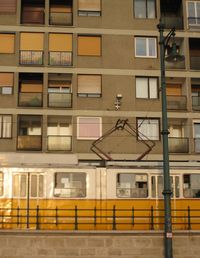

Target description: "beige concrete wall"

left=0, top=231, right=199, bottom=258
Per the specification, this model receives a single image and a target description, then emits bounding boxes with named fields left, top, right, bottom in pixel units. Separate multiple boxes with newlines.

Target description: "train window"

left=183, top=174, right=200, bottom=198
left=116, top=173, right=148, bottom=198
left=13, top=174, right=27, bottom=197
left=0, top=172, right=3, bottom=196
left=54, top=172, right=86, bottom=198
left=151, top=175, right=180, bottom=198
left=30, top=174, right=44, bottom=198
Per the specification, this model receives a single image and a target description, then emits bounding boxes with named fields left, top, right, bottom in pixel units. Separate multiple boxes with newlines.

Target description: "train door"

left=151, top=174, right=180, bottom=229
left=12, top=173, right=44, bottom=229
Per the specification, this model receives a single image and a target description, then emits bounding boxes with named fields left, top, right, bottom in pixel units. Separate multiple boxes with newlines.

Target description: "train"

left=0, top=159, right=200, bottom=230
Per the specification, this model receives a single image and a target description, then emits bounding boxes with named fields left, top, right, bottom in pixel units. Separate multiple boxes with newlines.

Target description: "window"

left=78, top=0, right=101, bottom=16
left=0, top=34, right=15, bottom=54
left=135, top=37, right=157, bottom=58
left=54, top=172, right=86, bottom=198
left=134, top=0, right=156, bottom=19
left=78, top=35, right=101, bottom=56
left=0, top=115, right=12, bottom=138
left=0, top=172, right=3, bottom=196
left=0, top=73, right=14, bottom=95
left=77, top=117, right=102, bottom=140
left=183, top=174, right=200, bottom=198
left=136, top=77, right=158, bottom=99
left=49, top=33, right=72, bottom=66
left=137, top=118, right=159, bottom=140
left=0, top=0, right=16, bottom=14
left=49, top=0, right=73, bottom=25
left=78, top=75, right=101, bottom=97
left=20, top=33, right=44, bottom=65
left=117, top=173, right=148, bottom=198
left=187, top=1, right=200, bottom=26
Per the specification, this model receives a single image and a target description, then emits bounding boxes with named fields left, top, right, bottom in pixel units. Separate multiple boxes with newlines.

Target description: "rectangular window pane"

left=31, top=175, right=37, bottom=197
left=117, top=173, right=148, bottom=198
left=149, top=78, right=158, bottom=99
left=2, top=87, right=12, bottom=95
left=0, top=173, right=3, bottom=196
left=183, top=174, right=200, bottom=198
left=134, top=0, right=146, bottom=18
left=0, top=116, right=2, bottom=138
left=54, top=172, right=86, bottom=198
left=13, top=174, right=20, bottom=197
left=0, top=34, right=15, bottom=53
left=2, top=115, right=12, bottom=138
left=77, top=117, right=102, bottom=139
left=147, top=0, right=156, bottom=18
left=136, top=78, right=148, bottom=98
left=39, top=175, right=44, bottom=197
left=137, top=118, right=159, bottom=140
left=78, top=36, right=101, bottom=56
left=135, top=38, right=146, bottom=56
left=148, top=38, right=156, bottom=57
left=20, top=175, right=27, bottom=197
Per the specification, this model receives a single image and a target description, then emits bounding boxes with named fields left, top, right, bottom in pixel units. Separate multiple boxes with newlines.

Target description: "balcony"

left=168, top=137, right=189, bottom=153
left=21, top=9, right=44, bottom=24
left=49, top=12, right=72, bottom=25
left=188, top=17, right=200, bottom=29
left=17, top=135, right=42, bottom=151
left=48, top=93, right=72, bottom=108
left=194, top=138, right=200, bottom=153
left=49, top=51, right=72, bottom=66
left=18, top=93, right=42, bottom=107
left=162, top=16, right=183, bottom=30
left=190, top=56, right=200, bottom=70
left=192, top=96, right=200, bottom=111
left=47, top=136, right=72, bottom=151
left=167, top=95, right=187, bottom=110
left=20, top=51, right=43, bottom=65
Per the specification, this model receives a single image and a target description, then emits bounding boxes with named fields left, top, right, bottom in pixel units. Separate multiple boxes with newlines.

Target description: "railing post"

left=94, top=207, right=96, bottom=227
left=112, top=205, right=116, bottom=230
left=150, top=206, right=154, bottom=230
left=132, top=207, right=134, bottom=227
left=55, top=207, right=58, bottom=226
left=17, top=206, right=20, bottom=227
left=74, top=206, right=78, bottom=230
left=36, top=205, right=39, bottom=230
left=187, top=206, right=191, bottom=230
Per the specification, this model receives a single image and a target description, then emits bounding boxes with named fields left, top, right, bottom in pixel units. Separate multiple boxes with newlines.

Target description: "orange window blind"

left=21, top=82, right=43, bottom=93
left=0, top=34, right=15, bottom=53
left=0, top=73, right=14, bottom=87
left=78, top=36, right=101, bottom=56
left=49, top=34, right=72, bottom=51
left=20, top=33, right=44, bottom=51
left=166, top=84, right=181, bottom=96
left=0, top=0, right=16, bottom=14
left=78, top=0, right=101, bottom=11
left=50, top=5, right=72, bottom=13
left=78, top=75, right=101, bottom=94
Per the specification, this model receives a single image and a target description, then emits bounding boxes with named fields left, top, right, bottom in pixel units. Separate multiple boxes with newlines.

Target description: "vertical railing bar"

left=55, top=207, right=58, bottom=226
left=74, top=206, right=78, bottom=230
left=150, top=206, right=154, bottom=230
left=17, top=206, right=20, bottom=227
left=112, top=205, right=116, bottom=230
left=188, top=206, right=191, bottom=230
left=36, top=205, right=39, bottom=230
left=94, top=207, right=96, bottom=227
left=132, top=207, right=134, bottom=227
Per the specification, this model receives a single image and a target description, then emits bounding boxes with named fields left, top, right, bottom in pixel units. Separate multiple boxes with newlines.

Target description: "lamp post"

left=157, top=21, right=184, bottom=258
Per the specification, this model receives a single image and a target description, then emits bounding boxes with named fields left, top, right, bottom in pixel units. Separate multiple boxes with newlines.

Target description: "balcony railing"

left=48, top=93, right=72, bottom=108
left=161, top=16, right=183, bottom=30
left=17, top=135, right=42, bottom=151
left=49, top=12, right=72, bottom=25
left=167, top=95, right=187, bottom=110
left=21, top=10, right=45, bottom=24
left=20, top=51, right=43, bottom=65
left=168, top=137, right=189, bottom=153
left=47, top=136, right=72, bottom=151
left=190, top=56, right=200, bottom=70
left=18, top=93, right=42, bottom=107
left=49, top=51, right=72, bottom=66
left=194, top=138, right=200, bottom=153
left=188, top=17, right=200, bottom=28
left=192, top=96, right=200, bottom=111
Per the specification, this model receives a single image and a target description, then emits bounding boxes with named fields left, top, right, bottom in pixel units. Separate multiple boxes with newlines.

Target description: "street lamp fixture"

left=157, top=20, right=185, bottom=258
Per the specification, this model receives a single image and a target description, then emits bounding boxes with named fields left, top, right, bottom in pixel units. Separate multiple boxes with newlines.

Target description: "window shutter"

left=77, top=117, right=101, bottom=139
left=0, top=73, right=14, bottom=87
left=78, top=75, right=101, bottom=94
left=0, top=0, right=16, bottom=14
left=21, top=81, right=43, bottom=93
left=20, top=33, right=44, bottom=51
left=0, top=34, right=15, bottom=53
left=78, top=0, right=101, bottom=11
left=78, top=36, right=101, bottom=56
left=49, top=34, right=72, bottom=51
left=166, top=84, right=181, bottom=96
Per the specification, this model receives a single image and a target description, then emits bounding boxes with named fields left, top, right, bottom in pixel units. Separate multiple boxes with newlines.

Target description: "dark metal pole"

left=157, top=21, right=173, bottom=258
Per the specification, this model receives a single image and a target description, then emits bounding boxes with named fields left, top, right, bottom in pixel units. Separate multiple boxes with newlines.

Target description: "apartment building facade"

left=0, top=0, right=200, bottom=207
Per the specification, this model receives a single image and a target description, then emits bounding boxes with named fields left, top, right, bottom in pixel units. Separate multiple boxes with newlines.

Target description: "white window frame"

left=136, top=77, right=158, bottom=99
left=187, top=1, right=200, bottom=26
left=0, top=114, right=12, bottom=139
left=134, top=0, right=156, bottom=19
left=77, top=117, right=102, bottom=140
left=137, top=118, right=160, bottom=140
left=135, top=37, right=157, bottom=58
